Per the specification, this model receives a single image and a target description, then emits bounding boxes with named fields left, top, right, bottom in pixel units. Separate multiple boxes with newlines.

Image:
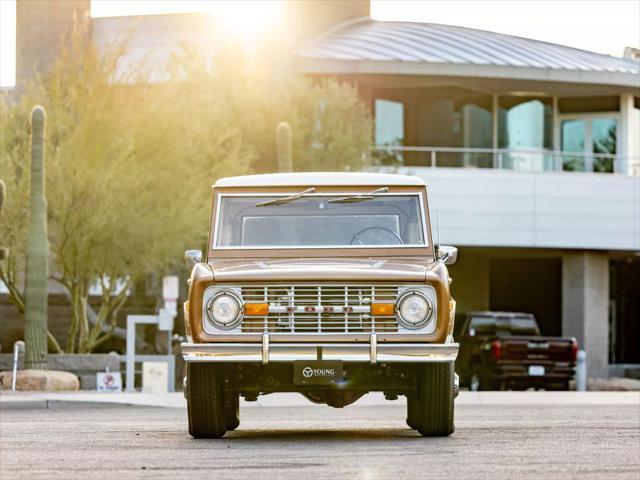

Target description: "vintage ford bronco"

left=181, top=172, right=459, bottom=438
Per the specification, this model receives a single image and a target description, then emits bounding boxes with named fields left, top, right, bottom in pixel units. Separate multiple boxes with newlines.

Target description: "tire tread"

left=415, top=363, right=455, bottom=437
left=187, top=363, right=227, bottom=438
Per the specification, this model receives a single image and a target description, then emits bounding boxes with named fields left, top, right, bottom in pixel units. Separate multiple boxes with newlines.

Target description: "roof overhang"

left=294, top=57, right=640, bottom=89
left=294, top=19, right=640, bottom=90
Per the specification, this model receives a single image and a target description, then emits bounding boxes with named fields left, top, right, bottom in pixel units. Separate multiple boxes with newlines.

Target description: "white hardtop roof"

left=213, top=172, right=425, bottom=188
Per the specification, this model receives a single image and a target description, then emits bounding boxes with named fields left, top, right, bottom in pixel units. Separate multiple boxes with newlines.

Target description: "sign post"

left=124, top=276, right=179, bottom=393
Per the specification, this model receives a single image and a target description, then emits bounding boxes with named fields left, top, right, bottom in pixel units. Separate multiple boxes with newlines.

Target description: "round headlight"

left=206, top=291, right=242, bottom=329
left=397, top=292, right=433, bottom=328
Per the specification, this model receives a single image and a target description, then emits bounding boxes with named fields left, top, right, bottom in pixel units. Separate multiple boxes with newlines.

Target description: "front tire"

left=186, top=363, right=227, bottom=438
left=414, top=363, right=455, bottom=437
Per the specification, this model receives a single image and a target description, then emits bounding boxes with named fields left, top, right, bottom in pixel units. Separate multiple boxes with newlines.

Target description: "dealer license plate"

left=294, top=361, right=343, bottom=385
left=528, top=365, right=545, bottom=376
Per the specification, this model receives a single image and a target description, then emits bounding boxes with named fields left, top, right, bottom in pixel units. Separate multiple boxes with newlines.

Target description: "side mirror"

left=437, top=245, right=458, bottom=265
left=184, top=250, right=203, bottom=264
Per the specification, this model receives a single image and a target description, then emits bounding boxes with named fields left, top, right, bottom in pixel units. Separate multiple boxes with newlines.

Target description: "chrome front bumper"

left=182, top=333, right=458, bottom=364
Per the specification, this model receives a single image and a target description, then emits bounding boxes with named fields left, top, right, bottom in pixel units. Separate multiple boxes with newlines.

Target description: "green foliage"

left=0, top=100, right=29, bottom=317
left=24, top=106, right=49, bottom=369
left=0, top=26, right=373, bottom=353
left=168, top=44, right=372, bottom=173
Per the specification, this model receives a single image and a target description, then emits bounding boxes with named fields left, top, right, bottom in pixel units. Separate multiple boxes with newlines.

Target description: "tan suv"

left=182, top=172, right=459, bottom=437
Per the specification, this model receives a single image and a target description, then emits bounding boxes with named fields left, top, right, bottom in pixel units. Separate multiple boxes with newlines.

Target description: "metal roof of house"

left=295, top=19, right=640, bottom=87
left=214, top=172, right=425, bottom=188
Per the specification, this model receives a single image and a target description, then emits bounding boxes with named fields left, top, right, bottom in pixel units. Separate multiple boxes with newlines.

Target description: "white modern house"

left=292, top=15, right=640, bottom=379
left=10, top=0, right=640, bottom=378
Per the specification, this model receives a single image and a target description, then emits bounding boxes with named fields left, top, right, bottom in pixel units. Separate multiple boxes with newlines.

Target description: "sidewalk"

left=1, top=390, right=638, bottom=410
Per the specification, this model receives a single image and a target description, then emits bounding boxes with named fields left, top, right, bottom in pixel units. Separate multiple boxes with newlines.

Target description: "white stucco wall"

left=394, top=167, right=640, bottom=251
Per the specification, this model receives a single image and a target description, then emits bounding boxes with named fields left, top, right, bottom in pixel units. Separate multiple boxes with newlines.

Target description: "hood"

left=208, top=257, right=434, bottom=282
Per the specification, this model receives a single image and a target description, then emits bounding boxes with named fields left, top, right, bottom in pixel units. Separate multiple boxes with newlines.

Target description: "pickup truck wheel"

left=224, top=392, right=240, bottom=431
left=415, top=363, right=455, bottom=437
left=470, top=367, right=498, bottom=391
left=186, top=363, right=227, bottom=439
left=469, top=372, right=481, bottom=392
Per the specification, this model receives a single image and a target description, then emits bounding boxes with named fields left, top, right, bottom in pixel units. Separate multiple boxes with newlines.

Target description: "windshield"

left=468, top=316, right=540, bottom=337
left=214, top=194, right=427, bottom=248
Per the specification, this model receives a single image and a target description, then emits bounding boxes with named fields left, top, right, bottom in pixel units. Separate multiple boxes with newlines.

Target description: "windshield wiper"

left=327, top=187, right=389, bottom=204
left=255, top=187, right=316, bottom=207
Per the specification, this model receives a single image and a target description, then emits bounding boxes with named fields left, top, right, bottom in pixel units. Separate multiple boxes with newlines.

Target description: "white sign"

left=96, top=371, right=122, bottom=392
left=142, top=362, right=168, bottom=395
left=158, top=308, right=174, bottom=331
left=163, top=276, right=179, bottom=302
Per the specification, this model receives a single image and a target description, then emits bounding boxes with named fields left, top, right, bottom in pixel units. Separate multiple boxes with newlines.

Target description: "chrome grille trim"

left=241, top=284, right=399, bottom=333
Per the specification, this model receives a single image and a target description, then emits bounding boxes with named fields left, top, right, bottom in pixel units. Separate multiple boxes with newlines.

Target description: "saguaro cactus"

left=24, top=105, right=49, bottom=370
left=276, top=121, right=293, bottom=173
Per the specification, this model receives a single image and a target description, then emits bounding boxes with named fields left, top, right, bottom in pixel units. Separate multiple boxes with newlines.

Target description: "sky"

left=1, top=0, right=639, bottom=87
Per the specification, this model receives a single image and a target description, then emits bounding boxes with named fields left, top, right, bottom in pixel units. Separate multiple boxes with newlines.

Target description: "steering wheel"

left=349, top=226, right=404, bottom=245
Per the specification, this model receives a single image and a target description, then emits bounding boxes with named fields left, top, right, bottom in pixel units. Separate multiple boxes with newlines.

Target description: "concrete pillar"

left=562, top=251, right=610, bottom=378
left=619, top=93, right=640, bottom=175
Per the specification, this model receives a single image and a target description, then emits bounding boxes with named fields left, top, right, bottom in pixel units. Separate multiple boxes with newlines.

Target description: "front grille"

left=240, top=284, right=399, bottom=333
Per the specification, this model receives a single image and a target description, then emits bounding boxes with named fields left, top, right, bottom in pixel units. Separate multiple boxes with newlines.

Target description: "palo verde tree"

left=0, top=25, right=373, bottom=353
left=168, top=43, right=373, bottom=174
left=1, top=26, right=253, bottom=353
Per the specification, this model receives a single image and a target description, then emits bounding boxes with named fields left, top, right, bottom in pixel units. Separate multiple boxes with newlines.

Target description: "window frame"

left=557, top=111, right=620, bottom=172
left=211, top=191, right=430, bottom=251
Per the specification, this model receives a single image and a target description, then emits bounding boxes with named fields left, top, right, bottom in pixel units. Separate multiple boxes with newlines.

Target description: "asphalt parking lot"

left=1, top=394, right=639, bottom=480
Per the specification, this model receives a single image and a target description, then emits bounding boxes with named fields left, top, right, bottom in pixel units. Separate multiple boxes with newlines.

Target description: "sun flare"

left=91, top=0, right=282, bottom=45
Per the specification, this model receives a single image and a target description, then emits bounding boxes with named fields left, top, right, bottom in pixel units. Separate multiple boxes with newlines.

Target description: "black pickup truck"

left=456, top=312, right=578, bottom=391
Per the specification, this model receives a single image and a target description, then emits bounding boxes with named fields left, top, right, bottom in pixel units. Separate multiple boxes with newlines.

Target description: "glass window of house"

left=374, top=99, right=405, bottom=165
left=561, top=119, right=587, bottom=172
left=561, top=117, right=617, bottom=173
left=498, top=97, right=553, bottom=171
left=592, top=118, right=616, bottom=173
left=408, top=90, right=492, bottom=168
left=375, top=99, right=404, bottom=146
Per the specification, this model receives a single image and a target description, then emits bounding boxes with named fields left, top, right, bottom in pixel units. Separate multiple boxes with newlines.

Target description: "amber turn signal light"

left=371, top=303, right=395, bottom=316
left=244, top=303, right=269, bottom=316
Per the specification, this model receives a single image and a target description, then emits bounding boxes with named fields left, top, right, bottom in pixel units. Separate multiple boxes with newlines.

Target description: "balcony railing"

left=370, top=146, right=640, bottom=176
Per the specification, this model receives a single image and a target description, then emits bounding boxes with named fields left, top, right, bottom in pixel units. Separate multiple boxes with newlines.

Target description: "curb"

left=2, top=391, right=639, bottom=410
left=0, top=392, right=187, bottom=410
left=0, top=398, right=48, bottom=410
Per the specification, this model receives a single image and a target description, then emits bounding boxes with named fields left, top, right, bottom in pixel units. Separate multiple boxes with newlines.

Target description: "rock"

left=0, top=370, right=80, bottom=391
left=0, top=353, right=121, bottom=390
